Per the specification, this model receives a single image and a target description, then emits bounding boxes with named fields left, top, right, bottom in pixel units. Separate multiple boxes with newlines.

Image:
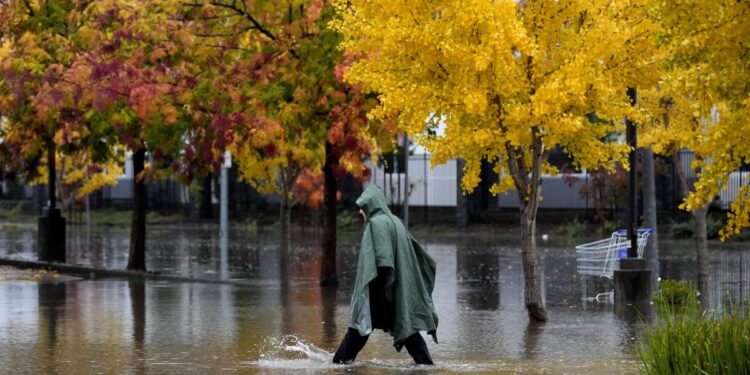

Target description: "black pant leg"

left=404, top=333, right=434, bottom=365
left=332, top=328, right=370, bottom=364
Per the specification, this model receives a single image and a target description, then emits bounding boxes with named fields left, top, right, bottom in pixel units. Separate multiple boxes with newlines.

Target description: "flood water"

left=1, top=223, right=749, bottom=374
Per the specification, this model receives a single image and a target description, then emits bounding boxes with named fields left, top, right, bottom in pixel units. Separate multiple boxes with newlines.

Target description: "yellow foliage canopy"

left=334, top=0, right=659, bottom=198
left=640, top=0, right=750, bottom=239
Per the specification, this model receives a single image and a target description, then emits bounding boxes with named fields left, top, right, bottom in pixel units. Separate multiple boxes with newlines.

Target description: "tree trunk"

left=456, top=158, right=468, bottom=228
left=320, top=141, right=338, bottom=286
left=199, top=173, right=213, bottom=220
left=642, top=148, right=660, bottom=291
left=693, top=206, right=709, bottom=306
left=279, top=200, right=292, bottom=243
left=672, top=150, right=709, bottom=306
left=127, top=147, right=147, bottom=271
left=520, top=200, right=548, bottom=322
left=507, top=127, right=548, bottom=322
left=279, top=200, right=291, bottom=285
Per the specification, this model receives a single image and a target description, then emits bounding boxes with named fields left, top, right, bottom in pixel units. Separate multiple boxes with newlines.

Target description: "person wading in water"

left=333, top=185, right=438, bottom=365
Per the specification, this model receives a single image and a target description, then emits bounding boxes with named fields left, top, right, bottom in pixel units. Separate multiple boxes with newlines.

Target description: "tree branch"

left=203, top=0, right=277, bottom=41
left=528, top=126, right=545, bottom=213
left=21, top=0, right=35, bottom=16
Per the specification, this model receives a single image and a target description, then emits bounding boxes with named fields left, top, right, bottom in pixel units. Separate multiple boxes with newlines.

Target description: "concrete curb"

left=0, top=257, right=260, bottom=286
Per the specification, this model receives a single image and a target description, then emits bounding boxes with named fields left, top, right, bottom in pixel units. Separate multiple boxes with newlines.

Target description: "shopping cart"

left=575, top=228, right=652, bottom=302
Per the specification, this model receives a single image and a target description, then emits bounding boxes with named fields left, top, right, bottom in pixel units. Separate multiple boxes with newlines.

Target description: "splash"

left=253, top=335, right=337, bottom=370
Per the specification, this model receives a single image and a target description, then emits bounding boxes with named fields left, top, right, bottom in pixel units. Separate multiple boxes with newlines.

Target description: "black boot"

left=332, top=328, right=369, bottom=364
left=404, top=333, right=434, bottom=365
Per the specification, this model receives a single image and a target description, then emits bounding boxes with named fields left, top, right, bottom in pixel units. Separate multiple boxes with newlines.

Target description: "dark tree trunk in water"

left=520, top=201, right=547, bottom=321
left=280, top=202, right=291, bottom=243
left=127, top=147, right=147, bottom=271
left=320, top=141, right=338, bottom=286
left=694, top=206, right=709, bottom=306
left=279, top=200, right=292, bottom=285
left=672, top=151, right=709, bottom=306
left=456, top=158, right=468, bottom=228
left=505, top=122, right=548, bottom=322
left=199, top=173, right=213, bottom=219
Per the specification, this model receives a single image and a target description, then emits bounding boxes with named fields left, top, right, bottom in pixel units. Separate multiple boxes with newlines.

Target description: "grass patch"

left=638, top=281, right=750, bottom=374
left=88, top=209, right=184, bottom=226
left=0, top=201, right=34, bottom=223
left=557, top=216, right=587, bottom=241
left=0, top=208, right=186, bottom=227
left=652, top=279, right=694, bottom=309
left=669, top=214, right=724, bottom=239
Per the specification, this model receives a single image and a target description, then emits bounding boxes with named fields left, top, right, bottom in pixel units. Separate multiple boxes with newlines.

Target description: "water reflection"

left=456, top=243, right=500, bottom=310
left=523, top=321, right=542, bottom=360
left=712, top=249, right=750, bottom=308
left=1, top=225, right=750, bottom=373
left=129, top=281, right=146, bottom=375
left=320, top=287, right=338, bottom=345
left=37, top=282, right=66, bottom=374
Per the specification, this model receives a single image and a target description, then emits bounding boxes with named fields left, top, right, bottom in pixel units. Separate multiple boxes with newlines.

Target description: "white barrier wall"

left=367, top=156, right=457, bottom=207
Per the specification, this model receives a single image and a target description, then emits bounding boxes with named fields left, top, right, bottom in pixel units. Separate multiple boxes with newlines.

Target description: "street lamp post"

left=38, top=141, right=65, bottom=263
left=614, top=87, right=652, bottom=315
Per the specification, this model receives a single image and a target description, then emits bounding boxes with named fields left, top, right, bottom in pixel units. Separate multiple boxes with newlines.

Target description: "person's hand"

left=359, top=208, right=367, bottom=223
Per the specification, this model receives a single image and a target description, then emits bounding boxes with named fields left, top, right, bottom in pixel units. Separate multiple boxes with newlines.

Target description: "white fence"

left=366, top=155, right=593, bottom=209
left=367, top=155, right=457, bottom=207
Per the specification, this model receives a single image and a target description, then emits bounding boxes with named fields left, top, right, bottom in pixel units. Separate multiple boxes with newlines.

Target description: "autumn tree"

left=56, top=0, right=231, bottom=271
left=182, top=0, right=391, bottom=284
left=334, top=0, right=658, bottom=321
left=0, top=0, right=126, bottom=262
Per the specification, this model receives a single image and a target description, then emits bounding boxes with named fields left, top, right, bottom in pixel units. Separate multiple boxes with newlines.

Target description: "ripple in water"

left=246, top=335, right=545, bottom=374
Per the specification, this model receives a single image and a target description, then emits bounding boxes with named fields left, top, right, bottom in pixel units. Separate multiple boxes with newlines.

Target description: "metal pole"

left=85, top=193, right=91, bottom=238
left=585, top=169, right=589, bottom=219
left=614, top=87, right=652, bottom=313
left=626, top=87, right=638, bottom=258
left=396, top=149, right=400, bottom=208
left=220, top=152, right=230, bottom=280
left=403, top=133, right=409, bottom=229
left=424, top=153, right=428, bottom=224
left=48, top=142, right=56, bottom=210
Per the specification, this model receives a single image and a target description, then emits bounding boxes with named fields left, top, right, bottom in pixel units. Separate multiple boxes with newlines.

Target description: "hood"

left=356, top=185, right=390, bottom=218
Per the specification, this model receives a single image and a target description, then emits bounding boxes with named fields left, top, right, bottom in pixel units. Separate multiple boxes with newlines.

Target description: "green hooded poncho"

left=350, top=185, right=438, bottom=346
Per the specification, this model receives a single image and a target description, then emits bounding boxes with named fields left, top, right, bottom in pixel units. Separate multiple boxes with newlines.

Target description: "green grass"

left=0, top=201, right=34, bottom=223
left=0, top=206, right=185, bottom=227
left=638, top=283, right=750, bottom=374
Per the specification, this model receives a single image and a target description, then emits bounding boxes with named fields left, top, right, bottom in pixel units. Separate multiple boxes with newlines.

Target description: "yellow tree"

left=639, top=90, right=714, bottom=303
left=640, top=0, right=749, bottom=303
left=647, top=0, right=750, bottom=237
left=334, top=0, right=658, bottom=321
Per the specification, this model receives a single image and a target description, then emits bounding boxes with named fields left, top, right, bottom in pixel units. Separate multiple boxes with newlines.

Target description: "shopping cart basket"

left=575, top=228, right=652, bottom=301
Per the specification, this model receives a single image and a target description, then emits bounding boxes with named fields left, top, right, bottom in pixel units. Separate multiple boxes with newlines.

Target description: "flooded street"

left=1, top=224, right=749, bottom=374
